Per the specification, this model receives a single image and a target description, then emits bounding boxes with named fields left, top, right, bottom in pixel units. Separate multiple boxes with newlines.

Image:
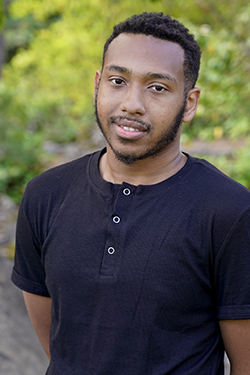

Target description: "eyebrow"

left=106, top=64, right=177, bottom=84
left=147, top=72, right=177, bottom=84
left=106, top=65, right=131, bottom=74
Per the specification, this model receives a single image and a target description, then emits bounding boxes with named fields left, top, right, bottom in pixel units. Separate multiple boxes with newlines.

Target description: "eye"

left=110, top=78, right=125, bottom=85
left=150, top=85, right=166, bottom=92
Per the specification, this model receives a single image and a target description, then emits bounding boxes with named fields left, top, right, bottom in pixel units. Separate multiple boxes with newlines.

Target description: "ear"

left=93, top=70, right=102, bottom=104
left=182, top=87, right=201, bottom=123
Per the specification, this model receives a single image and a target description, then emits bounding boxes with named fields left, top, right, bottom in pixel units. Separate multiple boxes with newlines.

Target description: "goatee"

left=94, top=90, right=187, bottom=165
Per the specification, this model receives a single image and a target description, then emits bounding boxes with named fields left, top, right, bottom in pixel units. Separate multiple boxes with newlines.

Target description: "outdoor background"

left=1, top=0, right=250, bottom=205
left=0, top=0, right=249, bottom=373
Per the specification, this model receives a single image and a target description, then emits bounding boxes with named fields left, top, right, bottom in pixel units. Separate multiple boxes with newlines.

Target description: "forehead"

left=104, top=33, right=185, bottom=80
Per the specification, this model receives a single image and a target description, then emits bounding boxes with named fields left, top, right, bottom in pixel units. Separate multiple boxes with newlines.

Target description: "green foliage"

left=0, top=0, right=250, bottom=202
left=0, top=83, right=48, bottom=201
left=190, top=6, right=250, bottom=142
left=0, top=6, right=4, bottom=32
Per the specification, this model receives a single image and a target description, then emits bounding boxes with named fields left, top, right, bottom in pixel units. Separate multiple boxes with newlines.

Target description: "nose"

left=119, top=84, right=146, bottom=115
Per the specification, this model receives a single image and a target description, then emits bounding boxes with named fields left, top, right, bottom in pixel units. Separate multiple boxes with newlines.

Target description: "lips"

left=112, top=115, right=150, bottom=131
left=119, top=125, right=141, bottom=132
left=110, top=117, right=148, bottom=140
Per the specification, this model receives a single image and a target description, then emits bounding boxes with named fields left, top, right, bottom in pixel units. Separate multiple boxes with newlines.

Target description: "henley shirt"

left=12, top=148, right=250, bottom=374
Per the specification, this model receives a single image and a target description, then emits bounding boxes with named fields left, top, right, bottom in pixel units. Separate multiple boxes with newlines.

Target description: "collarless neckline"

left=88, top=148, right=194, bottom=195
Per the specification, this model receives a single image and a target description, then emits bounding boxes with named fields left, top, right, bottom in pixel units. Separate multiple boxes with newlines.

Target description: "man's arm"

left=220, top=319, right=250, bottom=375
left=22, top=291, right=52, bottom=359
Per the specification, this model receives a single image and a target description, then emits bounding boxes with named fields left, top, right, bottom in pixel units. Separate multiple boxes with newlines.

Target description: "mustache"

left=110, top=116, right=152, bottom=131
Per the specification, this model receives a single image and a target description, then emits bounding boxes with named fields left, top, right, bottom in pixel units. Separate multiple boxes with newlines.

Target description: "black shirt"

left=12, top=149, right=250, bottom=374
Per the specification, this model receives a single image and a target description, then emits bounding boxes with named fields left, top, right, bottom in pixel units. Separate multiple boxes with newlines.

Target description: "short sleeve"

left=11, top=188, right=50, bottom=297
left=215, top=208, right=250, bottom=320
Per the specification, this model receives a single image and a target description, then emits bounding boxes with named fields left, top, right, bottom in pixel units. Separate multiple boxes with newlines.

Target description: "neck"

left=99, top=144, right=187, bottom=186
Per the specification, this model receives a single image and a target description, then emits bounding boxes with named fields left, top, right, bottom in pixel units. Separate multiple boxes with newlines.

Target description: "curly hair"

left=102, top=12, right=201, bottom=93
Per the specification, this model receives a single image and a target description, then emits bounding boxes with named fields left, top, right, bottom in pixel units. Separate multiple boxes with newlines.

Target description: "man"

left=12, top=12, right=250, bottom=374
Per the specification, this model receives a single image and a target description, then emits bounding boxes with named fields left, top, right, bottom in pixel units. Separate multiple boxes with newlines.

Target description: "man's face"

left=94, top=33, right=189, bottom=165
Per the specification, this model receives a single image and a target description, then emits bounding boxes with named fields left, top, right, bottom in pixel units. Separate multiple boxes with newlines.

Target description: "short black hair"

left=102, top=12, right=201, bottom=93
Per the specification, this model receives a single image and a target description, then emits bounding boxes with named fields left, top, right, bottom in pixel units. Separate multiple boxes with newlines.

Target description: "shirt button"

left=113, top=216, right=120, bottom=224
left=107, top=247, right=115, bottom=255
left=123, top=188, right=131, bottom=196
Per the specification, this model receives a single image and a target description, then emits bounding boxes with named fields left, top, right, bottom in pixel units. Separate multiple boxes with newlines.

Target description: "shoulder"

left=17, top=149, right=102, bottom=234
left=186, top=155, right=250, bottom=231
left=28, top=152, right=91, bottom=187
left=188, top=155, right=250, bottom=203
left=26, top=149, right=100, bottom=194
left=181, top=155, right=250, bottom=255
left=21, top=149, right=102, bottom=213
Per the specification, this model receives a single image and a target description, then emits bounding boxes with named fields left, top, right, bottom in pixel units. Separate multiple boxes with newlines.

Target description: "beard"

left=94, top=90, right=187, bottom=165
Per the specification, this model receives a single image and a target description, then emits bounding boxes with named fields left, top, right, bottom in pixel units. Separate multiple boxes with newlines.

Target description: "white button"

left=113, top=216, right=120, bottom=224
left=123, top=188, right=131, bottom=196
left=107, top=247, right=115, bottom=255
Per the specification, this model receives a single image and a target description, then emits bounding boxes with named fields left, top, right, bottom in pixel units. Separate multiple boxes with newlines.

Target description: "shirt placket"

left=100, top=184, right=133, bottom=279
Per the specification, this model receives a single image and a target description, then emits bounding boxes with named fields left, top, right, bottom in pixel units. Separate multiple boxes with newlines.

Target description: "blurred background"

left=1, top=0, right=249, bottom=373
